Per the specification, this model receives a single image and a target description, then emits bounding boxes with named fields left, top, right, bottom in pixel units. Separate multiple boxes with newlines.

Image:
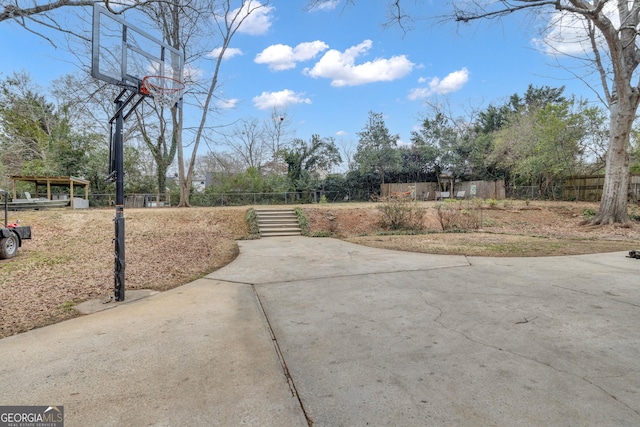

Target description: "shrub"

left=459, top=209, right=481, bottom=230
left=245, top=208, right=260, bottom=238
left=377, top=197, right=426, bottom=231
left=294, top=207, right=310, bottom=235
left=455, top=198, right=484, bottom=230
left=433, top=202, right=460, bottom=231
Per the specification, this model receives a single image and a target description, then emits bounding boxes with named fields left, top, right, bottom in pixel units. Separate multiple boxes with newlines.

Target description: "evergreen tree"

left=353, top=111, right=400, bottom=190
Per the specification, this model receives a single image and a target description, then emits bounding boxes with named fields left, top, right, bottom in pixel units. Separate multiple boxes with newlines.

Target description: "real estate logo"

left=0, top=406, right=63, bottom=427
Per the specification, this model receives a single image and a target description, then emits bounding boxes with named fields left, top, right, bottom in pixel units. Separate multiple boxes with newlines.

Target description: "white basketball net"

left=142, top=76, right=185, bottom=108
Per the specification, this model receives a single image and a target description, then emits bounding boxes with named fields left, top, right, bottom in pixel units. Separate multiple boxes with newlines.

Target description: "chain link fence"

left=505, top=185, right=564, bottom=200
left=83, top=183, right=640, bottom=208
left=86, top=190, right=380, bottom=208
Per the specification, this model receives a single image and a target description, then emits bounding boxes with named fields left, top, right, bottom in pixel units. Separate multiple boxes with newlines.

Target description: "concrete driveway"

left=1, top=236, right=639, bottom=426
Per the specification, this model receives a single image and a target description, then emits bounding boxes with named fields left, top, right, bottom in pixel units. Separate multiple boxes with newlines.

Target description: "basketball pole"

left=91, top=3, right=184, bottom=303
left=109, top=89, right=145, bottom=302
left=113, top=97, right=126, bottom=302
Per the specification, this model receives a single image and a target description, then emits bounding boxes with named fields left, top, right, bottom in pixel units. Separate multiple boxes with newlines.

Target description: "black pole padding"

left=113, top=98, right=126, bottom=301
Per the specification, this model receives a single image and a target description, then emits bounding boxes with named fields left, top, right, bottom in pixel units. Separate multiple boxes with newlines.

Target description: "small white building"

left=191, top=178, right=207, bottom=192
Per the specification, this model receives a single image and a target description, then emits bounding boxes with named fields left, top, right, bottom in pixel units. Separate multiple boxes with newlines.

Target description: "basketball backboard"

left=91, top=3, right=184, bottom=90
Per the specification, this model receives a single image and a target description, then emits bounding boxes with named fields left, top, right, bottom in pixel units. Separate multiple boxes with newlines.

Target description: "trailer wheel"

left=0, top=233, right=19, bottom=259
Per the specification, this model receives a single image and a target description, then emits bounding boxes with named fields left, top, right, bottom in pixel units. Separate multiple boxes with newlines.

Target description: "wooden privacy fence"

left=563, top=174, right=640, bottom=201
left=381, top=180, right=505, bottom=200
left=382, top=182, right=436, bottom=200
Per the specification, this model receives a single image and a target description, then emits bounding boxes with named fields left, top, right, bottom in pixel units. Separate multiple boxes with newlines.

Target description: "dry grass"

left=2, top=200, right=640, bottom=338
left=305, top=200, right=640, bottom=256
left=0, top=207, right=248, bottom=338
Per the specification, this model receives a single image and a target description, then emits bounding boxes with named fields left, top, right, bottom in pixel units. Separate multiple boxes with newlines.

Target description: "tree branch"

left=0, top=0, right=93, bottom=22
left=454, top=1, right=559, bottom=23
left=587, top=20, right=611, bottom=105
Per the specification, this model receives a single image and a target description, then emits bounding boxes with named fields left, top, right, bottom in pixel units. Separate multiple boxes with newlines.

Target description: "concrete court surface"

left=0, top=236, right=639, bottom=426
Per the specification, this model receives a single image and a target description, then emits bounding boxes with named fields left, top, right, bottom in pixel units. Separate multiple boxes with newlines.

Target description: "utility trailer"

left=0, top=190, right=31, bottom=259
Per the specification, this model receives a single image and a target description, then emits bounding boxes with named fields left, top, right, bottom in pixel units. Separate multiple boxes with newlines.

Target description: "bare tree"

left=195, top=150, right=243, bottom=177
left=337, top=137, right=356, bottom=172
left=171, top=0, right=268, bottom=206
left=263, top=108, right=294, bottom=174
left=134, top=106, right=176, bottom=197
left=222, top=117, right=267, bottom=169
left=52, top=72, right=142, bottom=142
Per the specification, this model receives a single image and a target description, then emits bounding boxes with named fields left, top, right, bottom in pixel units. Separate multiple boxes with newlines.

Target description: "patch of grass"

left=310, top=230, right=330, bottom=237
left=481, top=218, right=498, bottom=227
left=0, top=253, right=71, bottom=279
left=583, top=207, right=597, bottom=219
left=58, top=299, right=83, bottom=314
left=376, top=229, right=433, bottom=236
left=188, top=272, right=208, bottom=282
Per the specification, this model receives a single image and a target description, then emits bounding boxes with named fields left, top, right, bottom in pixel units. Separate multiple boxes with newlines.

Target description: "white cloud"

left=227, top=1, right=274, bottom=36
left=336, top=130, right=347, bottom=136
left=208, top=47, right=243, bottom=60
left=408, top=68, right=470, bottom=100
left=534, top=12, right=591, bottom=55
left=216, top=98, right=238, bottom=109
left=535, top=4, right=618, bottom=56
left=253, top=89, right=312, bottom=110
left=304, top=40, right=414, bottom=87
left=309, top=0, right=339, bottom=11
left=255, top=41, right=329, bottom=71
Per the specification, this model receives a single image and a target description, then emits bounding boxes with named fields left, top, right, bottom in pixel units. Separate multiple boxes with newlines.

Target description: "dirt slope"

left=0, top=207, right=247, bottom=338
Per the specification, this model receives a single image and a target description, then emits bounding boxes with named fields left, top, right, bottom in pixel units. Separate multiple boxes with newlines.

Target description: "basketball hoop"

left=141, top=75, right=185, bottom=108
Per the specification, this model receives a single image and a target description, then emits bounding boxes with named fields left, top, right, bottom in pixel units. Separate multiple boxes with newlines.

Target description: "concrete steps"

left=255, top=208, right=301, bottom=237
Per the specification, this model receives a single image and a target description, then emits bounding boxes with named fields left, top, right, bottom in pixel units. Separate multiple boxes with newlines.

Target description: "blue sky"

left=0, top=0, right=601, bottom=157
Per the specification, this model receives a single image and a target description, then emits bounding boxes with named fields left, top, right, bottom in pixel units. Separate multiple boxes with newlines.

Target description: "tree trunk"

left=178, top=178, right=191, bottom=207
left=592, top=95, right=634, bottom=225
left=157, top=162, right=167, bottom=200
left=175, top=107, right=190, bottom=207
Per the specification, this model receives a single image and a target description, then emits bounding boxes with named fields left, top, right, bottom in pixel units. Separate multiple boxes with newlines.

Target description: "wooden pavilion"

left=10, top=176, right=90, bottom=208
